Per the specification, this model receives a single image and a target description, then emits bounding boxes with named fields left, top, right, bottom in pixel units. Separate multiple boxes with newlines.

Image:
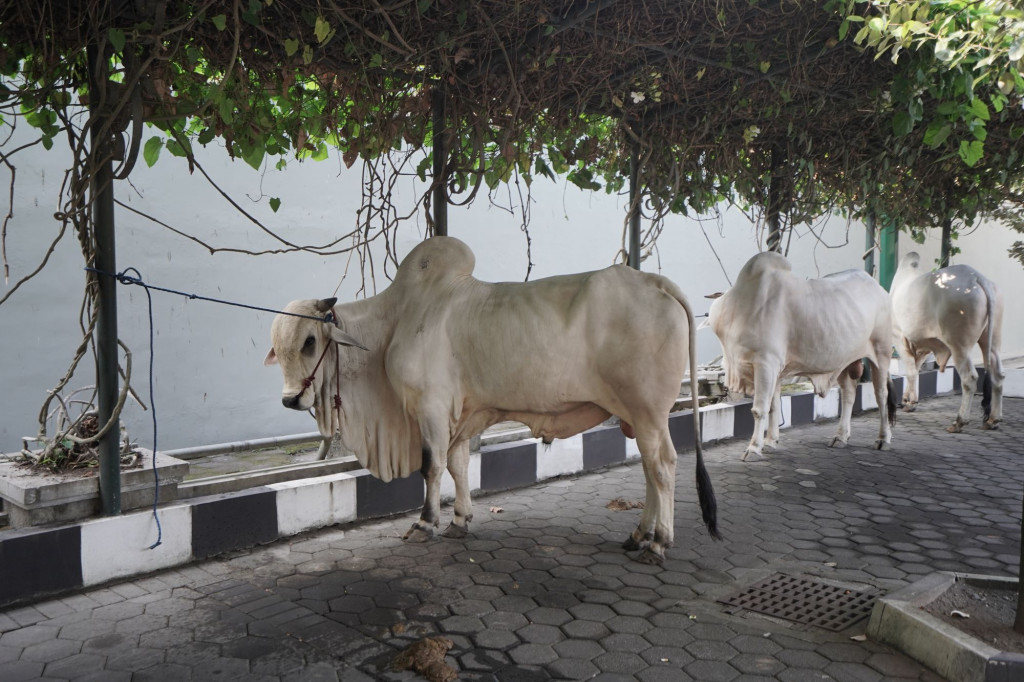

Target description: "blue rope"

left=84, top=266, right=336, bottom=550
left=113, top=266, right=163, bottom=550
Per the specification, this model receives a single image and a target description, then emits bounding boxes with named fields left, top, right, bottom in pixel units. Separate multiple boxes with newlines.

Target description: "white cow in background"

left=890, top=252, right=1004, bottom=432
left=265, top=236, right=719, bottom=565
left=709, top=252, right=897, bottom=460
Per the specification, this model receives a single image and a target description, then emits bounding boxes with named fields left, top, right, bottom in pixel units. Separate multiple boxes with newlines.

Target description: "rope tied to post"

left=84, top=266, right=339, bottom=549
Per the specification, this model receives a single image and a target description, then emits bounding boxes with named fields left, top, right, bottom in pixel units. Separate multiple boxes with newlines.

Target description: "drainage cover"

left=718, top=573, right=877, bottom=632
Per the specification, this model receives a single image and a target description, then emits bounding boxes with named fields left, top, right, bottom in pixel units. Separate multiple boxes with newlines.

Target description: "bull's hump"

left=394, top=237, right=476, bottom=290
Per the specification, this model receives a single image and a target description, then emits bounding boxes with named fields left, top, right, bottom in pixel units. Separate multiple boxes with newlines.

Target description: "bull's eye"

left=302, top=335, right=316, bottom=355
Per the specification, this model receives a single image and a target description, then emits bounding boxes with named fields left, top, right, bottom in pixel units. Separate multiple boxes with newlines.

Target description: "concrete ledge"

left=867, top=572, right=1024, bottom=682
left=0, top=368, right=957, bottom=607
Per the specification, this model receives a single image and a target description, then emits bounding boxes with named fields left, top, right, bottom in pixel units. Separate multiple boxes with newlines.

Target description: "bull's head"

left=264, top=297, right=367, bottom=411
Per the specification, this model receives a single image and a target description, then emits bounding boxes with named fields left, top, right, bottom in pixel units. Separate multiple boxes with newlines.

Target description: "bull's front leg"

left=440, top=439, right=473, bottom=538
left=403, top=416, right=449, bottom=543
left=743, top=363, right=779, bottom=461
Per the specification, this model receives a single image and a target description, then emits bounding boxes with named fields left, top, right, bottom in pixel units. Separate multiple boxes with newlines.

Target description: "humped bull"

left=708, top=251, right=898, bottom=460
left=890, top=252, right=1004, bottom=432
left=265, top=236, right=719, bottom=564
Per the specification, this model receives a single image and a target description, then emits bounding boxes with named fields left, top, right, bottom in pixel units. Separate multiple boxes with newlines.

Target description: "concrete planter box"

left=0, top=451, right=189, bottom=529
left=867, top=572, right=1024, bottom=682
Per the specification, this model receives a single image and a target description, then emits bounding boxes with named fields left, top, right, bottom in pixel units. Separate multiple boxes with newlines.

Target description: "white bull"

left=265, top=236, right=719, bottom=565
left=890, top=252, right=1004, bottom=432
left=708, top=252, right=897, bottom=460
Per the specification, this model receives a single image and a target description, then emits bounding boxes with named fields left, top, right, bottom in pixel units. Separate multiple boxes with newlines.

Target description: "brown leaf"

left=606, top=497, right=645, bottom=511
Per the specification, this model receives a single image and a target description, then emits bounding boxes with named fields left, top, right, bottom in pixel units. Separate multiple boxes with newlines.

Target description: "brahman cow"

left=708, top=252, right=897, bottom=460
left=890, top=252, right=1004, bottom=432
left=265, top=236, right=719, bottom=564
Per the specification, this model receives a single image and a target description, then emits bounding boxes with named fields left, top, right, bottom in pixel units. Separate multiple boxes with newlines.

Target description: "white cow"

left=708, top=252, right=897, bottom=460
left=890, top=252, right=1004, bottom=432
left=265, top=236, right=719, bottom=565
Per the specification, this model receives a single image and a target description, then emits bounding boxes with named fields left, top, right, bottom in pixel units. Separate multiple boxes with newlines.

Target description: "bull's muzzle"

left=282, top=393, right=303, bottom=410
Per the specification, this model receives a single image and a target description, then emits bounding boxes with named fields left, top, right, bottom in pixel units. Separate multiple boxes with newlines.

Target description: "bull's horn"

left=315, top=297, right=338, bottom=312
left=329, top=326, right=370, bottom=351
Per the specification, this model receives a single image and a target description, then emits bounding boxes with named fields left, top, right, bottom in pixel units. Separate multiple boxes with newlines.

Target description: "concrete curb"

left=867, top=572, right=1024, bottom=682
left=0, top=369, right=953, bottom=608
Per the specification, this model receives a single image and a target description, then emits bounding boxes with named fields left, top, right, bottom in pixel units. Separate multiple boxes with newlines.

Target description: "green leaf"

left=303, top=44, right=313, bottom=64
left=212, top=14, right=227, bottom=31
left=967, top=98, right=990, bottom=122
left=417, top=0, right=431, bottom=14
left=284, top=39, right=300, bottom=56
left=1010, top=38, right=1024, bottom=62
left=108, top=28, right=126, bottom=52
left=41, top=135, right=53, bottom=150
left=892, top=111, right=913, bottom=136
left=958, top=139, right=983, bottom=166
left=934, top=37, right=953, bottom=62
left=369, top=53, right=383, bottom=68
left=269, top=197, right=281, bottom=212
left=923, top=120, right=951, bottom=147
left=242, top=138, right=266, bottom=170
left=314, top=17, right=331, bottom=43
left=218, top=97, right=234, bottom=124
left=143, top=136, right=163, bottom=167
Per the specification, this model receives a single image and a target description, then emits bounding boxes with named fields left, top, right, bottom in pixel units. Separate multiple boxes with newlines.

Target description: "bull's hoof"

left=402, top=525, right=434, bottom=543
left=634, top=548, right=665, bottom=566
left=946, top=421, right=966, bottom=434
left=828, top=437, right=848, bottom=449
left=875, top=440, right=891, bottom=451
left=902, top=403, right=917, bottom=413
left=622, top=535, right=642, bottom=551
left=440, top=522, right=469, bottom=538
left=741, top=448, right=763, bottom=461
left=983, top=420, right=1000, bottom=431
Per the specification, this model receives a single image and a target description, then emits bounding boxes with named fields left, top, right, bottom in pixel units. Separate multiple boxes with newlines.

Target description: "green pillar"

left=878, top=217, right=898, bottom=291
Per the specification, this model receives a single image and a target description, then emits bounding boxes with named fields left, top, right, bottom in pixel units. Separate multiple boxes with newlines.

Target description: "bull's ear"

left=315, top=298, right=338, bottom=313
left=328, top=327, right=370, bottom=351
left=264, top=348, right=279, bottom=366
left=705, top=292, right=724, bottom=299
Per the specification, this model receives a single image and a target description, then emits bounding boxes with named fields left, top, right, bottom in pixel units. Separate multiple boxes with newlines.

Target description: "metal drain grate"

left=718, top=573, right=877, bottom=632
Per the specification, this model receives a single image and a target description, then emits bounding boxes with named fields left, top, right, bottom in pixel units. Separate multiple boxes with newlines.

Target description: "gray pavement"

left=1, top=392, right=1021, bottom=681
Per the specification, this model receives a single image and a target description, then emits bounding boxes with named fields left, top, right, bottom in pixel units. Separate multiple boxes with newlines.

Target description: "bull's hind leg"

left=870, top=357, right=893, bottom=450
left=949, top=350, right=977, bottom=433
left=980, top=336, right=1005, bottom=430
left=899, top=338, right=923, bottom=411
left=744, top=362, right=780, bottom=460
left=764, top=382, right=783, bottom=451
left=624, top=425, right=677, bottom=566
left=830, top=363, right=858, bottom=448
left=440, top=439, right=473, bottom=538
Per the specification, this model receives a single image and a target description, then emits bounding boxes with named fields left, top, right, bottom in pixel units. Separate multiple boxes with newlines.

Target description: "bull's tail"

left=679, top=287, right=721, bottom=541
left=886, top=377, right=898, bottom=427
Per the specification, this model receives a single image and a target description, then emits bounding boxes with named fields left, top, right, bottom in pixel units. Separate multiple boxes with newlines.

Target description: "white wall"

left=2, top=127, right=1019, bottom=452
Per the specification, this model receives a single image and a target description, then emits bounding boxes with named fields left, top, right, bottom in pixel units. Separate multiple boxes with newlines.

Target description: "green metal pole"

left=88, top=43, right=122, bottom=516
left=628, top=141, right=640, bottom=269
left=878, top=216, right=898, bottom=291
left=864, top=212, right=876, bottom=278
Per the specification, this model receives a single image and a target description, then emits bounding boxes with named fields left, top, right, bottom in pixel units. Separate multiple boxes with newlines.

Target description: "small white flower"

left=630, top=91, right=646, bottom=104
left=743, top=125, right=761, bottom=144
